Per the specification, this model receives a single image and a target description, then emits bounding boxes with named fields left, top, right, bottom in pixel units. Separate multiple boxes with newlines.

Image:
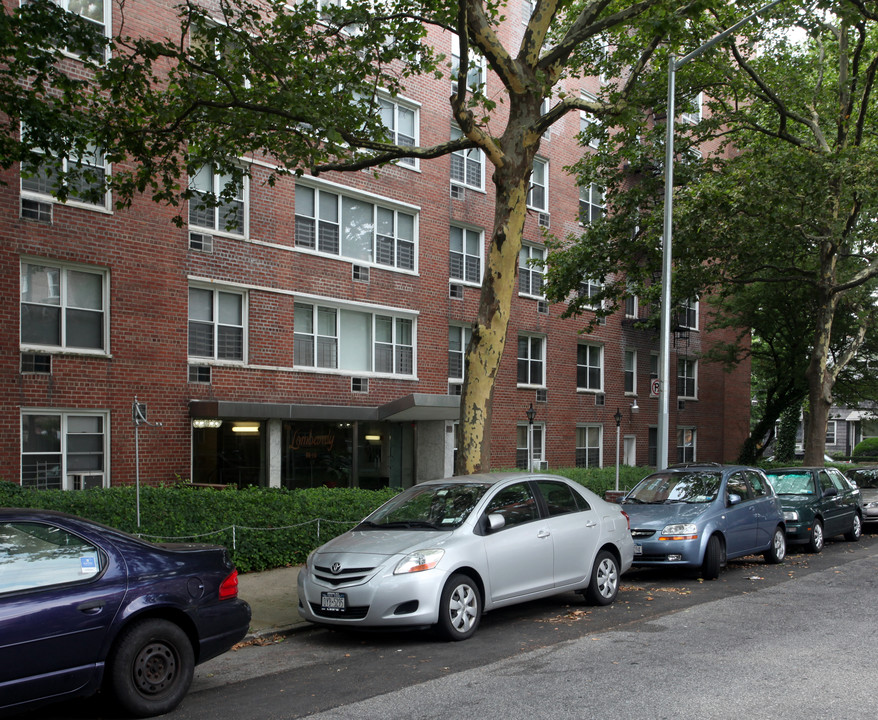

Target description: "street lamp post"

left=526, top=403, right=536, bottom=473
left=657, top=0, right=786, bottom=469
left=614, top=408, right=623, bottom=491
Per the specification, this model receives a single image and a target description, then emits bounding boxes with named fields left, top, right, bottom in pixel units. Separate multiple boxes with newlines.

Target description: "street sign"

left=650, top=378, right=661, bottom=398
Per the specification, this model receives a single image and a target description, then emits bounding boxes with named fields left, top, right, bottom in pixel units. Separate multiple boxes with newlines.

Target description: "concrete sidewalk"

left=237, top=565, right=310, bottom=639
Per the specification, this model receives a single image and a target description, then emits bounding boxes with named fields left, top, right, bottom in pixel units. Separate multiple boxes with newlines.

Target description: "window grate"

left=351, top=377, right=369, bottom=393
left=189, top=232, right=213, bottom=252
left=21, top=198, right=52, bottom=222
left=21, top=353, right=52, bottom=374
left=189, top=365, right=211, bottom=383
left=449, top=283, right=463, bottom=299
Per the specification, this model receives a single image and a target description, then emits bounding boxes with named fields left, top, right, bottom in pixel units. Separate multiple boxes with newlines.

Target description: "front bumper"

left=783, top=522, right=812, bottom=544
left=631, top=538, right=702, bottom=568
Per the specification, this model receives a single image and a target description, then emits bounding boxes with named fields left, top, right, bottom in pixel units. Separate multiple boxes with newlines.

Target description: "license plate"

left=633, top=544, right=642, bottom=556
left=321, top=592, right=347, bottom=612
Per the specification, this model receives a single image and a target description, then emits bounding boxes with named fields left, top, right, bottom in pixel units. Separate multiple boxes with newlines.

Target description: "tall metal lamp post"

left=614, top=408, right=623, bottom=491
left=526, top=403, right=536, bottom=473
left=657, top=0, right=787, bottom=469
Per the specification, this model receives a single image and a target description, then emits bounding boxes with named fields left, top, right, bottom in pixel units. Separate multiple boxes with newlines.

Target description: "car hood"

left=623, top=502, right=709, bottom=529
left=315, top=528, right=456, bottom=561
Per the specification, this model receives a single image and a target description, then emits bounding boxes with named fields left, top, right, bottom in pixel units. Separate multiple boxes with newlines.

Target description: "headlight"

left=659, top=523, right=698, bottom=539
left=394, top=548, right=445, bottom=575
left=784, top=511, right=799, bottom=521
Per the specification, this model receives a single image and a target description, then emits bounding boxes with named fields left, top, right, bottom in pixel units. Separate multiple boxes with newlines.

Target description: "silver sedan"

left=297, top=473, right=634, bottom=640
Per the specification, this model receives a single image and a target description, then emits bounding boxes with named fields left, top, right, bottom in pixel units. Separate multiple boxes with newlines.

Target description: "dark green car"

left=765, top=467, right=862, bottom=553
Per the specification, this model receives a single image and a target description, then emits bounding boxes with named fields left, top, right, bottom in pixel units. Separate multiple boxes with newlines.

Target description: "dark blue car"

left=0, top=509, right=251, bottom=717
left=622, top=464, right=786, bottom=580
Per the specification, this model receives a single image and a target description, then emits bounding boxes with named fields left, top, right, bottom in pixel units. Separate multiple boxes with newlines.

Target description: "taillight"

left=621, top=510, right=630, bottom=530
left=219, top=569, right=239, bottom=601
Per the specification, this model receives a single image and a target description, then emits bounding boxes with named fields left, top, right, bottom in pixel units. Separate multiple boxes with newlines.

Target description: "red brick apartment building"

left=1, top=0, right=750, bottom=491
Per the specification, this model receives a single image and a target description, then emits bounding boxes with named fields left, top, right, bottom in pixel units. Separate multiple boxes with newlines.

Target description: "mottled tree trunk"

left=804, top=293, right=838, bottom=466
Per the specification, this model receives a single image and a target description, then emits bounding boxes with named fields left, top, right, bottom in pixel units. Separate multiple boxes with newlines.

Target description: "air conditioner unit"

left=678, top=399, right=686, bottom=411
left=72, top=472, right=104, bottom=490
left=538, top=213, right=550, bottom=228
left=537, top=300, right=549, bottom=315
left=450, top=184, right=465, bottom=200
left=531, top=459, right=548, bottom=472
left=595, top=394, right=605, bottom=407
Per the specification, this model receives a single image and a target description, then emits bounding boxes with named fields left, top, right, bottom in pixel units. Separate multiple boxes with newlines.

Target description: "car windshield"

left=766, top=472, right=815, bottom=495
left=848, top=469, right=878, bottom=489
left=360, top=482, right=490, bottom=530
left=624, top=472, right=720, bottom=504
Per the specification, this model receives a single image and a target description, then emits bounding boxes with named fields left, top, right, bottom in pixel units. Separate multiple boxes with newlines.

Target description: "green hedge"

left=852, top=437, right=878, bottom=461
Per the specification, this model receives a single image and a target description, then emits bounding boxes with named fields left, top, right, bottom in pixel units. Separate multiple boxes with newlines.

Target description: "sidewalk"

left=237, top=565, right=310, bottom=639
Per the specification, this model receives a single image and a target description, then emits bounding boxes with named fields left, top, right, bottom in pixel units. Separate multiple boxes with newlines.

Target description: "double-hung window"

left=21, top=411, right=107, bottom=490
left=576, top=425, right=602, bottom=468
left=624, top=349, right=637, bottom=395
left=579, top=184, right=604, bottom=224
left=528, top=158, right=548, bottom=212
left=681, top=92, right=703, bottom=124
left=677, top=428, right=696, bottom=463
left=577, top=343, right=603, bottom=392
left=450, top=225, right=482, bottom=284
left=578, top=277, right=602, bottom=309
left=450, top=126, right=484, bottom=190
left=519, top=245, right=545, bottom=297
left=517, top=335, right=545, bottom=387
left=21, top=134, right=109, bottom=211
left=448, top=324, right=472, bottom=392
left=20, top=261, right=107, bottom=352
left=516, top=423, right=545, bottom=469
left=295, top=184, right=416, bottom=271
left=189, top=164, right=246, bottom=236
left=294, top=303, right=338, bottom=368
left=450, top=34, right=486, bottom=93
left=50, top=0, right=110, bottom=60
left=580, top=91, right=602, bottom=148
left=677, top=358, right=697, bottom=399
left=678, top=298, right=699, bottom=330
left=188, top=286, right=245, bottom=362
left=378, top=97, right=418, bottom=168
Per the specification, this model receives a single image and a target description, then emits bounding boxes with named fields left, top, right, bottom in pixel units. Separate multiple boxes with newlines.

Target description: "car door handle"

left=537, top=530, right=551, bottom=539
left=77, top=600, right=105, bottom=615
left=585, top=521, right=598, bottom=527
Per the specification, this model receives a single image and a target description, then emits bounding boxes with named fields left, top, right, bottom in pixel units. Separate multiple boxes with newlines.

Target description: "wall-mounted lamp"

left=232, top=422, right=260, bottom=433
left=192, top=418, right=223, bottom=429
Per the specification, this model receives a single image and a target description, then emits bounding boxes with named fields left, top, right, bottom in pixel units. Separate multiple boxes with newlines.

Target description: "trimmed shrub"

left=852, top=437, right=878, bottom=461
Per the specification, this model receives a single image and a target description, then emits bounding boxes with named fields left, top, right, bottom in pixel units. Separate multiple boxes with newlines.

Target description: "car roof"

left=421, top=472, right=573, bottom=487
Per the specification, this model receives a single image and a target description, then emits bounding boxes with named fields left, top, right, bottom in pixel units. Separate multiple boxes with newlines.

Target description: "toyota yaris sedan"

left=622, top=465, right=786, bottom=580
left=297, top=473, right=634, bottom=640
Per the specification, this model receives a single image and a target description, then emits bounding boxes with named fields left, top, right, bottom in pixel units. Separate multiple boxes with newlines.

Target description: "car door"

left=0, top=520, right=127, bottom=711
left=722, top=472, right=759, bottom=557
left=745, top=471, right=779, bottom=548
left=817, top=470, right=845, bottom=536
left=827, top=468, right=858, bottom=531
left=534, top=480, right=601, bottom=588
left=481, top=481, right=554, bottom=602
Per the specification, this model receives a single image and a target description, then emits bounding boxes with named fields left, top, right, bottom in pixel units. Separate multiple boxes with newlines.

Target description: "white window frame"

left=527, top=157, right=548, bottom=212
left=20, top=259, right=109, bottom=355
left=624, top=349, right=637, bottom=395
left=293, top=302, right=338, bottom=369
left=450, top=125, right=485, bottom=191
left=188, top=163, right=248, bottom=238
left=378, top=94, right=420, bottom=170
left=448, top=323, right=472, bottom=387
left=624, top=293, right=639, bottom=319
left=21, top=410, right=109, bottom=491
left=517, top=334, right=546, bottom=388
left=578, top=277, right=603, bottom=310
left=677, top=358, right=698, bottom=400
left=678, top=297, right=699, bottom=330
left=577, top=342, right=603, bottom=392
left=826, top=420, right=837, bottom=446
left=188, top=284, right=247, bottom=364
left=517, top=421, right=545, bottom=469
left=50, top=0, right=111, bottom=60
left=677, top=427, right=697, bottom=463
left=576, top=424, right=603, bottom=468
left=580, top=91, right=602, bottom=149
left=519, top=244, right=545, bottom=299
left=451, top=33, right=486, bottom=93
left=579, top=183, right=604, bottom=225
left=681, top=91, right=703, bottom=124
left=294, top=180, right=418, bottom=273
left=449, top=224, right=483, bottom=285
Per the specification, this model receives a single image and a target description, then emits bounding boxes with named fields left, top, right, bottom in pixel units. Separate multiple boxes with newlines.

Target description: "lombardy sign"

left=290, top=429, right=337, bottom=452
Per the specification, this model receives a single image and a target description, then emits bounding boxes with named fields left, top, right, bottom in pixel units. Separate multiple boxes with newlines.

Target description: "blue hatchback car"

left=622, top=465, right=786, bottom=580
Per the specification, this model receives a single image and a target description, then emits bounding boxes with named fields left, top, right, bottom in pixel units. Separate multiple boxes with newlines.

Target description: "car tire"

left=845, top=513, right=862, bottom=542
left=436, top=573, right=481, bottom=641
left=806, top=520, right=824, bottom=553
left=763, top=525, right=787, bottom=564
left=701, top=534, right=725, bottom=580
left=584, top=550, right=620, bottom=605
left=109, top=619, right=195, bottom=718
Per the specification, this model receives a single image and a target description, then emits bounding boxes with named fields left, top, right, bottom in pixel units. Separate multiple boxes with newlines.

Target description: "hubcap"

left=814, top=524, right=823, bottom=549
left=597, top=558, right=618, bottom=598
left=449, top=583, right=478, bottom=633
left=774, top=530, right=786, bottom=560
left=133, top=642, right=177, bottom=696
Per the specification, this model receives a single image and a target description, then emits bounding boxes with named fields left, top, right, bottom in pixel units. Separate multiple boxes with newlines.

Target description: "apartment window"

left=20, top=261, right=107, bottom=352
left=50, top=0, right=110, bottom=60
left=294, top=303, right=338, bottom=368
left=580, top=91, right=601, bottom=148
left=826, top=421, right=837, bottom=446
left=528, top=158, right=548, bottom=212
left=21, top=412, right=107, bottom=490
left=375, top=315, right=413, bottom=374
left=579, top=184, right=604, bottom=224
left=516, top=422, right=545, bottom=469
left=188, top=286, right=245, bottom=362
left=450, top=225, right=482, bottom=284
left=577, top=343, right=603, bottom=392
left=451, top=34, right=486, bottom=92
left=189, top=164, right=246, bottom=236
left=448, top=324, right=472, bottom=386
left=677, top=358, right=697, bottom=399
left=519, top=245, right=545, bottom=297
left=450, top=125, right=484, bottom=190
left=295, top=184, right=416, bottom=270
left=578, top=277, right=603, bottom=309
left=624, top=349, right=637, bottom=395
left=681, top=91, right=703, bottom=124
left=21, top=136, right=108, bottom=210
left=678, top=298, right=699, bottom=330
left=517, top=335, right=545, bottom=387
left=677, top=427, right=696, bottom=463
left=625, top=294, right=638, bottom=319
left=379, top=96, right=418, bottom=168
left=650, top=352, right=659, bottom=379
left=576, top=425, right=602, bottom=468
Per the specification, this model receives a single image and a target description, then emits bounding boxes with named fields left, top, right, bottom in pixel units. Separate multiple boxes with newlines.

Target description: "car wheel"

left=436, top=573, right=481, bottom=641
left=701, top=534, right=725, bottom=580
left=584, top=550, right=620, bottom=605
left=763, top=526, right=786, bottom=564
left=845, top=513, right=862, bottom=542
left=109, top=619, right=194, bottom=718
left=806, top=520, right=824, bottom=553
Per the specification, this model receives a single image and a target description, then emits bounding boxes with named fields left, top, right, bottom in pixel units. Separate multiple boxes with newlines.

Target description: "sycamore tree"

left=0, top=0, right=708, bottom=474
left=545, top=0, right=878, bottom=466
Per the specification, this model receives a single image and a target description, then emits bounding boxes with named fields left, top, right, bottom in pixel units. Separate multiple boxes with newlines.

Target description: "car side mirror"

left=486, top=513, right=506, bottom=532
left=727, top=493, right=742, bottom=506
left=822, top=487, right=838, bottom=498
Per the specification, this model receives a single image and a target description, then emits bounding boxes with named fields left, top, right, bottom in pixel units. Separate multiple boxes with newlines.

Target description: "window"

left=578, top=277, right=602, bottom=308
left=624, top=294, right=638, bottom=319
left=450, top=225, right=482, bottom=284
left=451, top=34, right=486, bottom=92
left=579, top=184, right=604, bottom=224
left=516, top=424, right=545, bottom=470
left=537, top=480, right=590, bottom=515
left=677, top=427, right=696, bottom=463
left=678, top=297, right=699, bottom=330
left=188, top=286, right=245, bottom=362
left=650, top=352, right=659, bottom=379
left=519, top=245, right=545, bottom=297
left=189, top=164, right=246, bottom=236
left=528, top=158, right=548, bottom=212
left=576, top=425, right=602, bottom=468
left=486, top=481, right=539, bottom=526
left=379, top=96, right=418, bottom=168
left=517, top=335, right=545, bottom=387
left=577, top=343, right=603, bottom=391
left=580, top=91, right=602, bottom=148
left=681, top=91, right=703, bottom=124
left=50, top=0, right=110, bottom=60
left=21, top=411, right=107, bottom=490
left=448, top=324, right=472, bottom=386
left=677, top=358, right=697, bottom=399
left=294, top=301, right=415, bottom=377
left=21, top=136, right=108, bottom=210
left=624, top=349, right=637, bottom=395
left=450, top=125, right=484, bottom=190
left=295, top=184, right=416, bottom=271
left=20, top=261, right=107, bottom=352
left=826, top=420, right=837, bottom=445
